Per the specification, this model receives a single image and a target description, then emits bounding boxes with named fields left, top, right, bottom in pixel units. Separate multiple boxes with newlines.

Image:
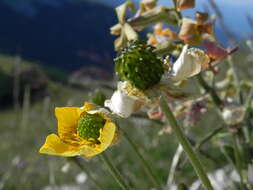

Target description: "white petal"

left=169, top=45, right=209, bottom=81
left=104, top=90, right=139, bottom=118
left=222, top=105, right=245, bottom=125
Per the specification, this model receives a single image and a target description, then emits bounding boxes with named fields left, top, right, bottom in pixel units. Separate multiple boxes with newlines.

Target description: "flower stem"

left=100, top=153, right=132, bottom=190
left=232, top=134, right=247, bottom=190
left=195, top=125, right=224, bottom=150
left=227, top=56, right=242, bottom=104
left=166, top=144, right=184, bottom=188
left=160, top=96, right=214, bottom=190
left=172, top=0, right=177, bottom=8
left=70, top=157, right=103, bottom=190
left=122, top=129, right=163, bottom=190
left=196, top=74, right=223, bottom=109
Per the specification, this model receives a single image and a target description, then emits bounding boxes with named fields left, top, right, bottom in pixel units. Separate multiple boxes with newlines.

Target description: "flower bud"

left=222, top=104, right=245, bottom=126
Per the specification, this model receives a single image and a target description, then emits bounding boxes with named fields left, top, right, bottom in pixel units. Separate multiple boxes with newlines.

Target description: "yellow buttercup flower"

left=39, top=102, right=117, bottom=158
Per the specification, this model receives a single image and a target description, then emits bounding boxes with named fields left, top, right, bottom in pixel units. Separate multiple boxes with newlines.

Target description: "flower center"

left=115, top=40, right=164, bottom=90
left=77, top=113, right=105, bottom=142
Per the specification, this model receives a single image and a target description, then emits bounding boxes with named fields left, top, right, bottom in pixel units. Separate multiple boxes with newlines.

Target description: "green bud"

left=115, top=40, right=164, bottom=90
left=77, top=113, right=105, bottom=142
left=92, top=91, right=106, bottom=107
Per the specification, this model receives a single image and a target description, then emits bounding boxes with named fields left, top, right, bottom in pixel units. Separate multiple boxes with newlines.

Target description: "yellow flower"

left=39, top=102, right=117, bottom=158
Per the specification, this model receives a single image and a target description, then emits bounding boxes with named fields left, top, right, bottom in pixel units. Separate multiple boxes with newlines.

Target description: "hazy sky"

left=158, top=0, right=253, bottom=38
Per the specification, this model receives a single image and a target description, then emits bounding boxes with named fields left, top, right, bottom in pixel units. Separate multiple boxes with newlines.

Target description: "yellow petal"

left=55, top=107, right=81, bottom=139
left=80, top=145, right=101, bottom=158
left=81, top=121, right=116, bottom=158
left=83, top=102, right=94, bottom=112
left=39, top=134, right=81, bottom=157
left=99, top=121, right=116, bottom=151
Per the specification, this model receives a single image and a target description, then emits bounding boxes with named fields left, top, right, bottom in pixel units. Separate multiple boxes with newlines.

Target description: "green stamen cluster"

left=77, top=113, right=105, bottom=142
left=115, top=40, right=164, bottom=90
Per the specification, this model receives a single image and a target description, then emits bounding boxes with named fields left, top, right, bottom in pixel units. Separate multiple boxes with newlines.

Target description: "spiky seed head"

left=115, top=40, right=164, bottom=90
left=77, top=113, right=105, bottom=143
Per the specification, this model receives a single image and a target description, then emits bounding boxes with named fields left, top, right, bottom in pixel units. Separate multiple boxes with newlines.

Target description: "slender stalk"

left=166, top=145, right=184, bottom=188
left=122, top=129, right=163, bottom=190
left=195, top=126, right=224, bottom=150
left=172, top=0, right=177, bottom=8
left=13, top=55, right=21, bottom=112
left=179, top=136, right=221, bottom=169
left=232, top=134, right=247, bottom=190
left=100, top=153, right=132, bottom=190
left=197, top=71, right=249, bottom=188
left=160, top=96, right=214, bottom=190
left=243, top=87, right=253, bottom=143
left=196, top=74, right=223, bottom=109
left=70, top=157, right=103, bottom=190
left=227, top=56, right=243, bottom=104
left=180, top=126, right=224, bottom=167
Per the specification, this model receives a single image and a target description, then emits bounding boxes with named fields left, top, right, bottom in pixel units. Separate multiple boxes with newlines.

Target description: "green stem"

left=243, top=87, right=253, bottom=144
left=100, top=153, right=132, bottom=190
left=160, top=96, right=214, bottom=190
left=70, top=157, right=103, bottom=190
left=166, top=145, right=183, bottom=187
left=195, top=126, right=224, bottom=150
left=227, top=56, right=242, bottom=104
left=172, top=0, right=177, bottom=9
left=232, top=134, right=247, bottom=190
left=122, top=129, right=163, bottom=190
left=197, top=73, right=248, bottom=189
left=196, top=74, right=223, bottom=109
left=179, top=137, right=222, bottom=169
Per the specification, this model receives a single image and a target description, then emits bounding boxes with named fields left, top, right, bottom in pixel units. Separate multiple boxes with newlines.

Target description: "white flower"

left=75, top=172, right=87, bottom=184
left=106, top=46, right=209, bottom=118
left=104, top=82, right=143, bottom=118
left=105, top=79, right=187, bottom=118
left=168, top=45, right=210, bottom=81
left=222, top=104, right=245, bottom=125
left=61, top=163, right=70, bottom=173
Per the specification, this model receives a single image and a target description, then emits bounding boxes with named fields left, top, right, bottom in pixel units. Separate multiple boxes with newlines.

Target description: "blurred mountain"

left=0, top=0, right=117, bottom=71
left=0, top=0, right=252, bottom=73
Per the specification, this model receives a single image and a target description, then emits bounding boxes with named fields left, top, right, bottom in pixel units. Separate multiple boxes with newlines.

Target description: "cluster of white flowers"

left=105, top=45, right=210, bottom=118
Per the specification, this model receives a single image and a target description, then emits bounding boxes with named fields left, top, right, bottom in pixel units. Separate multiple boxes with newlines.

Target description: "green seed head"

left=77, top=113, right=105, bottom=142
left=115, top=40, right=164, bottom=90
